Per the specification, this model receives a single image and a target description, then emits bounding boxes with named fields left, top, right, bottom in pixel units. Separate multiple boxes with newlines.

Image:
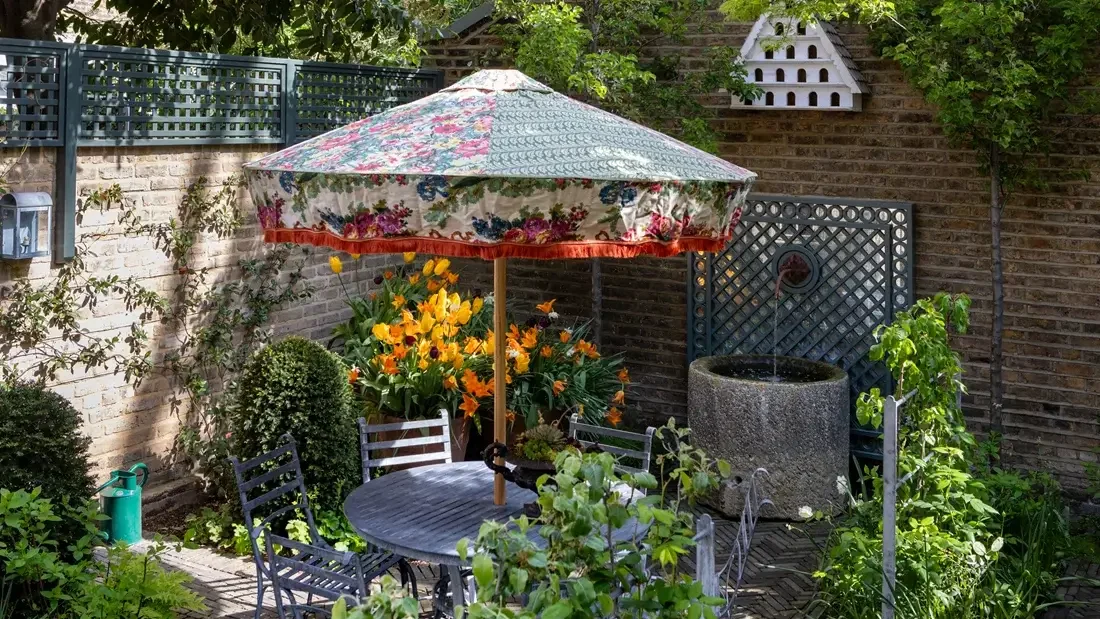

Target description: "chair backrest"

left=359, top=410, right=453, bottom=482
left=229, top=434, right=319, bottom=577
left=265, top=534, right=366, bottom=618
left=568, top=414, right=655, bottom=475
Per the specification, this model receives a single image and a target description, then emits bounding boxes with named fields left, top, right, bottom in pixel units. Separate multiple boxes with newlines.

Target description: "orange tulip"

left=347, top=366, right=360, bottom=384
left=618, top=368, right=630, bottom=383
left=613, top=390, right=626, bottom=405
left=443, top=375, right=458, bottom=390
left=540, top=345, right=553, bottom=358
left=392, top=294, right=406, bottom=310
left=559, top=331, right=571, bottom=343
left=553, top=380, right=566, bottom=396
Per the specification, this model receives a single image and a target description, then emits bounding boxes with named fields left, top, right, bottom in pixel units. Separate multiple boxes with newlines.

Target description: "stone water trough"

left=688, top=355, right=849, bottom=519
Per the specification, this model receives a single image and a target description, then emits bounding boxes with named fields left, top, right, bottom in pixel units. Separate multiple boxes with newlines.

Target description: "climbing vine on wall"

left=0, top=160, right=314, bottom=498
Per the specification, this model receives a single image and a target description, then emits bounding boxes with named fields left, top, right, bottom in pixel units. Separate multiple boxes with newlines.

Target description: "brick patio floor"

left=145, top=519, right=1098, bottom=618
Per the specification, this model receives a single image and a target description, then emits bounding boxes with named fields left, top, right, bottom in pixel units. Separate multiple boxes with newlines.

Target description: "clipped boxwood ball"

left=231, top=336, right=359, bottom=512
left=0, top=382, right=96, bottom=550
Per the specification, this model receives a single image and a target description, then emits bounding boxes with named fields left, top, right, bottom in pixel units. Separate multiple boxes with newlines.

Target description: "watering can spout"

left=97, top=463, right=149, bottom=544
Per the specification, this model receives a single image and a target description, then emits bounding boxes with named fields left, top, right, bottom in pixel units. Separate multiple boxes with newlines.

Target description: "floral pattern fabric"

left=247, top=171, right=752, bottom=259
left=245, top=69, right=755, bottom=259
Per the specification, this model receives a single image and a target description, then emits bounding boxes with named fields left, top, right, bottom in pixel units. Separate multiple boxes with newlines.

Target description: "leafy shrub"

left=812, top=294, right=1071, bottom=618
left=0, top=487, right=204, bottom=619
left=0, top=383, right=95, bottom=551
left=231, top=336, right=360, bottom=513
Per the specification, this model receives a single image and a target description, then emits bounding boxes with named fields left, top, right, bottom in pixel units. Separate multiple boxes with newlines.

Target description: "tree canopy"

left=490, top=0, right=761, bottom=152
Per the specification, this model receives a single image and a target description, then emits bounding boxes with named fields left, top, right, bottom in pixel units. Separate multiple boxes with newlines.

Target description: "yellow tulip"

left=403, top=252, right=416, bottom=263
left=329, top=255, right=343, bottom=274
left=371, top=323, right=390, bottom=343
left=472, top=297, right=484, bottom=314
left=419, top=314, right=436, bottom=334
left=455, top=305, right=472, bottom=325
left=433, top=258, right=451, bottom=276
left=423, top=259, right=435, bottom=276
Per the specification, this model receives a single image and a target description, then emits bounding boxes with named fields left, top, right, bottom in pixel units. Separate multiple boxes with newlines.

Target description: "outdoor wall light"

left=1, top=192, right=52, bottom=260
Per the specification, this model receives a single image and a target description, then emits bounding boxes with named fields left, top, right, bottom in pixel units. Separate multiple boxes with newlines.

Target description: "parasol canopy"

left=244, top=69, right=756, bottom=506
left=244, top=70, right=755, bottom=259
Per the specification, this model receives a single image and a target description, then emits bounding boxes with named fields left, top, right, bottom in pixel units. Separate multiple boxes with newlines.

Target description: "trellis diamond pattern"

left=689, top=194, right=913, bottom=458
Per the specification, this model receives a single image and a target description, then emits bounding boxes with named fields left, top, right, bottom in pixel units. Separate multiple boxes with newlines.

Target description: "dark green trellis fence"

left=688, top=194, right=914, bottom=460
left=0, top=38, right=443, bottom=260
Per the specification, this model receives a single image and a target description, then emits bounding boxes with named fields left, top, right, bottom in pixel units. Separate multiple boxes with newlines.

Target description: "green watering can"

left=96, top=463, right=149, bottom=544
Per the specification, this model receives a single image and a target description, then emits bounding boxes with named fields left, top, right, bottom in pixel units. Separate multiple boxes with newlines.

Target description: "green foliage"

left=0, top=384, right=95, bottom=553
left=182, top=505, right=253, bottom=556
left=61, top=0, right=418, bottom=65
left=231, top=336, right=360, bottom=513
left=812, top=294, right=1072, bottom=618
left=490, top=0, right=760, bottom=152
left=0, top=184, right=167, bottom=386
left=0, top=488, right=204, bottom=619
left=342, top=419, right=732, bottom=619
left=517, top=423, right=568, bottom=462
left=148, top=178, right=313, bottom=502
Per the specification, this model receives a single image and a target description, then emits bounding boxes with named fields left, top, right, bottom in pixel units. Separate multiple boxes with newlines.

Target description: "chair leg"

left=254, top=572, right=266, bottom=619
left=401, top=560, right=418, bottom=600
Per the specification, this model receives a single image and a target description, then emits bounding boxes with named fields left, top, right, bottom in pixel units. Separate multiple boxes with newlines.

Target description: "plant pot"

left=450, top=416, right=471, bottom=461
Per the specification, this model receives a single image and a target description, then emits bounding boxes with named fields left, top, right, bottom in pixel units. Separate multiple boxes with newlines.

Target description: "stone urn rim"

left=689, top=354, right=847, bottom=388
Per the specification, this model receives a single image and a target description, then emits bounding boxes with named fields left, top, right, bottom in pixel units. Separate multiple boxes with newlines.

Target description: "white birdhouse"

left=1, top=192, right=52, bottom=259
left=733, top=15, right=869, bottom=112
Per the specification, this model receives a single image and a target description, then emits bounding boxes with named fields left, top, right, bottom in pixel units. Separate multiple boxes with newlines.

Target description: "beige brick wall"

left=1, top=144, right=395, bottom=484
left=426, top=16, right=1100, bottom=497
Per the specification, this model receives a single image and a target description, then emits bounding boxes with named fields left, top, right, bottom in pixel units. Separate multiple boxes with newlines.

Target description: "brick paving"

left=145, top=520, right=1098, bottom=618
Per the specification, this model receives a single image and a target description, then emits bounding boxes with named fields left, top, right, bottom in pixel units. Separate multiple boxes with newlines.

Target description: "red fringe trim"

left=263, top=228, right=728, bottom=260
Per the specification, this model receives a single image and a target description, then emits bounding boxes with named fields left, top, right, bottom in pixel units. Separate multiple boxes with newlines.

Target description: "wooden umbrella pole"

left=493, top=257, right=508, bottom=505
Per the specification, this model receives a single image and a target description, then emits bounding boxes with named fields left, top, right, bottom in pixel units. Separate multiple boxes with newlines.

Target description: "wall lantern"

left=1, top=192, right=52, bottom=260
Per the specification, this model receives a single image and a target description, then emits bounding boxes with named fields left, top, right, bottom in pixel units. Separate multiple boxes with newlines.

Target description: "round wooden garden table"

left=343, top=460, right=645, bottom=607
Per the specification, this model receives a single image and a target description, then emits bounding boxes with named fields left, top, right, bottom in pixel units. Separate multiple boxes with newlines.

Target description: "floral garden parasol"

left=244, top=69, right=756, bottom=504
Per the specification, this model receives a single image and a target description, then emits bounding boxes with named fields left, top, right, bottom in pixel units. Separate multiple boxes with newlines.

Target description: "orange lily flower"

left=536, top=299, right=556, bottom=314
left=443, top=375, right=458, bottom=390
left=460, top=393, right=480, bottom=419
left=618, top=368, right=630, bottom=383
left=392, top=294, right=406, bottom=310
left=613, top=390, right=625, bottom=405
left=553, top=380, right=566, bottom=396
left=607, top=407, right=623, bottom=426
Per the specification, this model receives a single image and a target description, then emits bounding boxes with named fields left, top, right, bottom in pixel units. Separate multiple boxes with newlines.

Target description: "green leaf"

left=542, top=601, right=573, bottom=619
left=472, top=553, right=495, bottom=590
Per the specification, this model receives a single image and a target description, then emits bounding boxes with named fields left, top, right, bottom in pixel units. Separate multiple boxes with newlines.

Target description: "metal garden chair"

left=693, top=468, right=773, bottom=618
left=358, top=410, right=453, bottom=482
left=264, top=533, right=371, bottom=619
left=359, top=411, right=463, bottom=617
left=229, top=434, right=413, bottom=619
left=568, top=413, right=656, bottom=502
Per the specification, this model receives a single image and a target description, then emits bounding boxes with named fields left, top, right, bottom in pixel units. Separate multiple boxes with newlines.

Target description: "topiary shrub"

left=231, top=336, right=359, bottom=513
left=0, top=383, right=96, bottom=550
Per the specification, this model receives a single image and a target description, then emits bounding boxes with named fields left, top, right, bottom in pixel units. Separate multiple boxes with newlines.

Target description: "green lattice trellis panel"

left=76, top=47, right=286, bottom=145
left=292, top=63, right=444, bottom=142
left=0, top=42, right=66, bottom=146
left=688, top=194, right=913, bottom=459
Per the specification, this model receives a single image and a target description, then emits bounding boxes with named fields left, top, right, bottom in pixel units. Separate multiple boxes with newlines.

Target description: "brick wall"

left=426, top=16, right=1100, bottom=496
left=0, top=144, right=395, bottom=484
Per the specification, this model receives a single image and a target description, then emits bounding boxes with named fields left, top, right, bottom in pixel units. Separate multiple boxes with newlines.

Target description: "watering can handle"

left=129, top=463, right=149, bottom=488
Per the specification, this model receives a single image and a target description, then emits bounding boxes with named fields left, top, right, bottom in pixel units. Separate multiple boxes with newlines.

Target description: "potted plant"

left=461, top=299, right=631, bottom=435
left=331, top=255, right=491, bottom=459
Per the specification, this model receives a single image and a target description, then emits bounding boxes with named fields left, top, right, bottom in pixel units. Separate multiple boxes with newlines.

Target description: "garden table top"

left=343, top=461, right=645, bottom=567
